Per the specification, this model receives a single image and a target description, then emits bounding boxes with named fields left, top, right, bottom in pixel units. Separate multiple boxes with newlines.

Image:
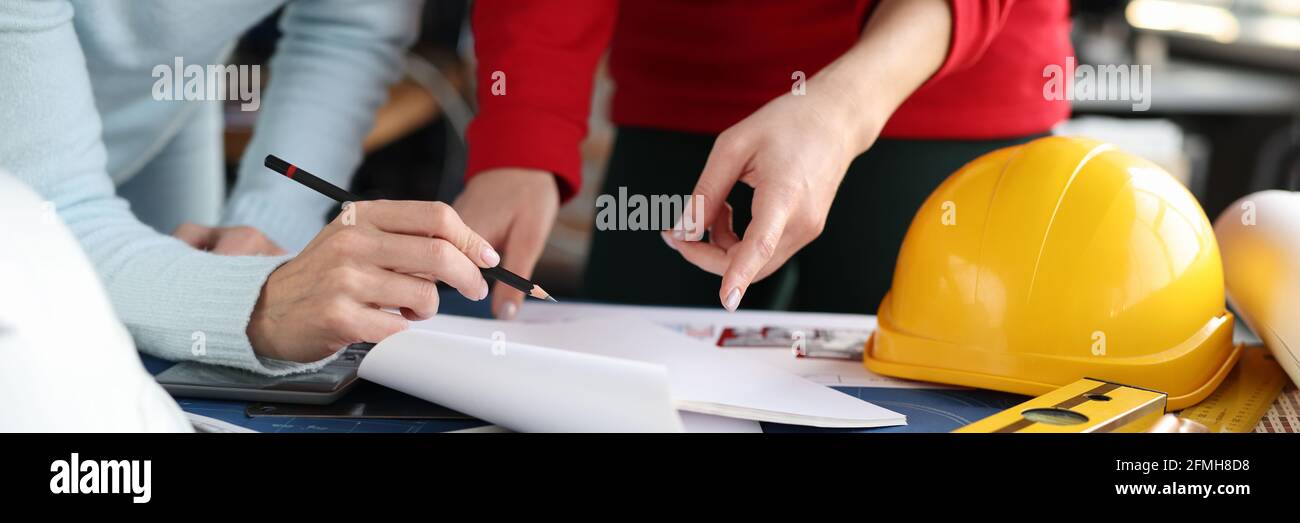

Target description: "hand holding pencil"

left=246, top=155, right=552, bottom=363
left=264, top=155, right=554, bottom=302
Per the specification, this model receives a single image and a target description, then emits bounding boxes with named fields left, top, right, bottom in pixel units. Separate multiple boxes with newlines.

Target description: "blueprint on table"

left=176, top=397, right=489, bottom=433
left=760, top=387, right=1028, bottom=433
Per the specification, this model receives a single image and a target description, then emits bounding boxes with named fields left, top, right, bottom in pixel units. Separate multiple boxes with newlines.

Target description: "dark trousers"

left=580, top=127, right=1043, bottom=313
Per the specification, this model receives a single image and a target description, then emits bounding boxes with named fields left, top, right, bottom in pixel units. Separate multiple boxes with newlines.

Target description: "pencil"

left=264, top=154, right=556, bottom=302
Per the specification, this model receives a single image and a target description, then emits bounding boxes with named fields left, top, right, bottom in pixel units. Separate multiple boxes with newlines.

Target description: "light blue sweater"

left=0, top=0, right=421, bottom=375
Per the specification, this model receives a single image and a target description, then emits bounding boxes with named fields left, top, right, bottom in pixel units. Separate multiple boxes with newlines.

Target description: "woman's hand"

left=664, top=0, right=953, bottom=311
left=664, top=85, right=881, bottom=311
left=453, top=168, right=559, bottom=320
left=247, top=200, right=499, bottom=362
left=173, top=222, right=286, bottom=256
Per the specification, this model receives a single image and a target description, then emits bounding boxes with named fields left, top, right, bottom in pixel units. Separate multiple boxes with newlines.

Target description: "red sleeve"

left=465, top=0, right=616, bottom=202
left=930, top=0, right=1018, bottom=82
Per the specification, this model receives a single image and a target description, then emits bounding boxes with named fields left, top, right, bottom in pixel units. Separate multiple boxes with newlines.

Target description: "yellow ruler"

left=1179, top=345, right=1288, bottom=433
left=955, top=378, right=1167, bottom=433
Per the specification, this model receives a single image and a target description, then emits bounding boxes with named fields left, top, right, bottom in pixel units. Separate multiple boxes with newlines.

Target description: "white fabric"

left=0, top=173, right=190, bottom=432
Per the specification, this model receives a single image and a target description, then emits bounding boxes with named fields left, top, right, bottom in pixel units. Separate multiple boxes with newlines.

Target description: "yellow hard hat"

left=864, top=136, right=1239, bottom=410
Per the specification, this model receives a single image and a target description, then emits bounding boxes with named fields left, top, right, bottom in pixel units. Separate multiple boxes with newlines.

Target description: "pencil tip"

left=529, top=286, right=557, bottom=302
left=546, top=296, right=558, bottom=303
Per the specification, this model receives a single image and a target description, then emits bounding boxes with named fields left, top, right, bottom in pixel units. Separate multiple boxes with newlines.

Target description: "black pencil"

left=264, top=154, right=555, bottom=302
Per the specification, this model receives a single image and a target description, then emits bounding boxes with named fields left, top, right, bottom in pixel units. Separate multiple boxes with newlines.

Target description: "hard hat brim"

left=863, top=293, right=1242, bottom=411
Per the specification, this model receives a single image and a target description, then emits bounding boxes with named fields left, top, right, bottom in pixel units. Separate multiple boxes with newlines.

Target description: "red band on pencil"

left=285, top=164, right=298, bottom=179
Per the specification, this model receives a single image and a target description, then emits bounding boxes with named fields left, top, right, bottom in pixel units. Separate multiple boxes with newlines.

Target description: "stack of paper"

left=358, top=315, right=905, bottom=432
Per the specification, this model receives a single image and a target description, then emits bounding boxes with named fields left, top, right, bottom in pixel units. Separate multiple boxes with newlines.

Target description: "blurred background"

left=222, top=0, right=1300, bottom=297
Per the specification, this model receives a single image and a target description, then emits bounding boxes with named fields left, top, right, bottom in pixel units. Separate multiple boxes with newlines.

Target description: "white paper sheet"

left=359, top=329, right=684, bottom=432
left=515, top=301, right=874, bottom=328
left=185, top=412, right=257, bottom=433
left=679, top=412, right=764, bottom=433
left=449, top=414, right=762, bottom=434
left=412, top=315, right=905, bottom=428
left=515, top=301, right=949, bottom=389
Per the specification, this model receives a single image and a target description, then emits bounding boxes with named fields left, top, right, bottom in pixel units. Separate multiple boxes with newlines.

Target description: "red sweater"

left=467, top=0, right=1073, bottom=200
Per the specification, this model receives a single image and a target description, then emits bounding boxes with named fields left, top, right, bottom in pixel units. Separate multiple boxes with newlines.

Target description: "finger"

left=490, top=280, right=520, bottom=320
left=366, top=233, right=489, bottom=301
left=719, top=187, right=793, bottom=311
left=667, top=232, right=729, bottom=276
left=669, top=227, right=782, bottom=298
left=357, top=268, right=444, bottom=320
left=351, top=308, right=410, bottom=344
left=681, top=132, right=748, bottom=240
left=491, top=220, right=550, bottom=320
left=172, top=222, right=216, bottom=250
left=357, top=200, right=500, bottom=268
left=708, top=202, right=740, bottom=250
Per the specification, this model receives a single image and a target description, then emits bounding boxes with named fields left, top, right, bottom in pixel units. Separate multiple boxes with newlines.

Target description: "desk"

left=141, top=289, right=1031, bottom=433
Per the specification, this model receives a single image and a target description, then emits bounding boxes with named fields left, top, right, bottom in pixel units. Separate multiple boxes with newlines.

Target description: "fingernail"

left=482, top=246, right=500, bottom=267
left=501, top=301, right=518, bottom=320
left=723, top=287, right=741, bottom=312
left=661, top=231, right=677, bottom=251
left=479, top=281, right=490, bottom=301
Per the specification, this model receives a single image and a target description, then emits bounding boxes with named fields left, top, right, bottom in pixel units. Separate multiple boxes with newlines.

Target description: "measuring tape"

left=1255, top=386, right=1299, bottom=433
left=1179, top=345, right=1287, bottom=433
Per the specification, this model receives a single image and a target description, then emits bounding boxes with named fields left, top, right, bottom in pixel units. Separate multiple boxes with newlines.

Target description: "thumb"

left=490, top=223, right=548, bottom=320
